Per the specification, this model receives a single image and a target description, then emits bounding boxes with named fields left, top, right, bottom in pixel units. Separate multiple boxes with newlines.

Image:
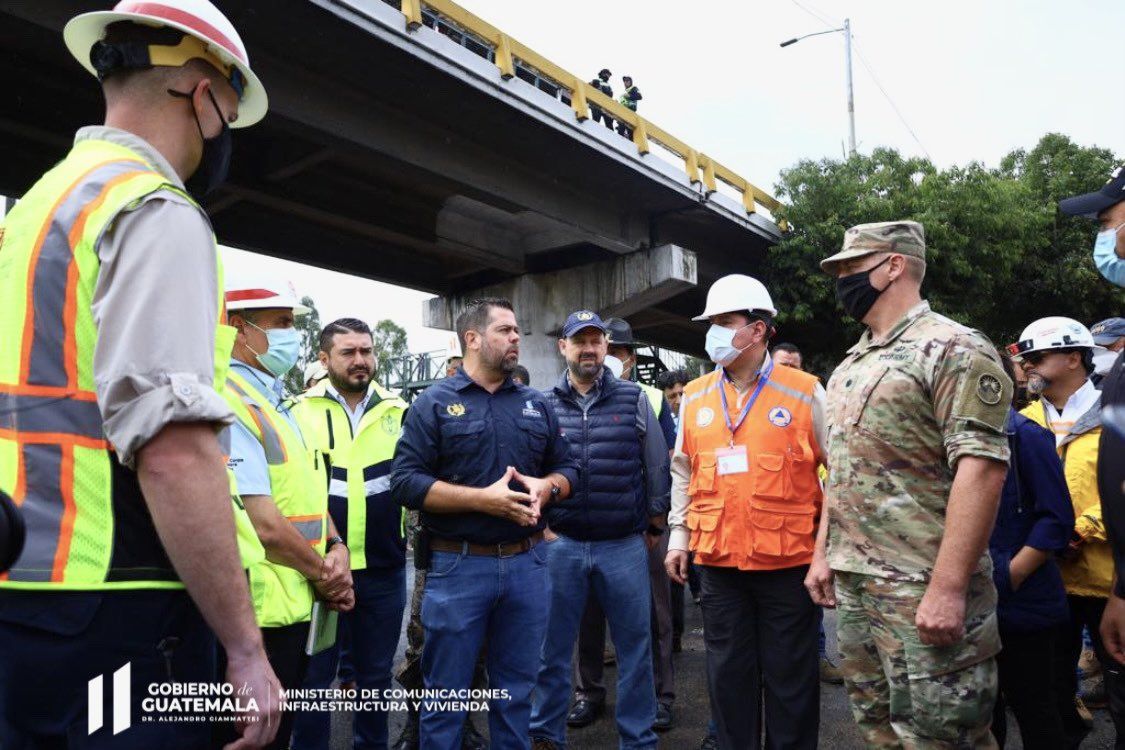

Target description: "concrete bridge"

left=1, top=0, right=784, bottom=384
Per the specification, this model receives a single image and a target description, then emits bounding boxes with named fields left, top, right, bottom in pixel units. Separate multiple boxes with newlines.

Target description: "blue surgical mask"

left=705, top=324, right=748, bottom=366
left=247, top=321, right=301, bottom=378
left=1094, top=223, right=1125, bottom=287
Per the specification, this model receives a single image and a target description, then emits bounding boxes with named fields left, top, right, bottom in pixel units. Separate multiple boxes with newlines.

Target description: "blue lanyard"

left=718, top=360, right=773, bottom=446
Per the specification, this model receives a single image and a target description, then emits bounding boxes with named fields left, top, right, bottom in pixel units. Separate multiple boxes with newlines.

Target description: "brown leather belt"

left=430, top=531, right=544, bottom=558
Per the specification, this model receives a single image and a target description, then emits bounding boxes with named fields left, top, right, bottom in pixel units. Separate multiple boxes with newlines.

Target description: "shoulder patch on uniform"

left=697, top=407, right=715, bottom=427
left=768, top=406, right=792, bottom=427
left=976, top=373, right=1003, bottom=405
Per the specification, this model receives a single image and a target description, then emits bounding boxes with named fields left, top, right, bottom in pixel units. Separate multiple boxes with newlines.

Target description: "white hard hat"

left=1009, top=317, right=1097, bottom=361
left=226, top=274, right=311, bottom=316
left=692, top=274, right=777, bottom=321
left=302, top=360, right=327, bottom=385
left=64, top=0, right=268, bottom=128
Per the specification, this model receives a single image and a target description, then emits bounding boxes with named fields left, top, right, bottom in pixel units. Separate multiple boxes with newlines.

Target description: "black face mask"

left=835, top=256, right=892, bottom=321
left=169, top=87, right=232, bottom=200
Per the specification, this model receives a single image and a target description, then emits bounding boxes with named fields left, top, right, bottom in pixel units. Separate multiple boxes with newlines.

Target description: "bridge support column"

left=423, top=244, right=697, bottom=387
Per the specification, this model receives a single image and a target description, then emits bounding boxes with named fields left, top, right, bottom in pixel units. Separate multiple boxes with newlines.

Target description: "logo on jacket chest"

left=696, top=407, right=715, bottom=427
left=522, top=400, right=542, bottom=418
left=768, top=406, right=792, bottom=428
left=446, top=403, right=466, bottom=417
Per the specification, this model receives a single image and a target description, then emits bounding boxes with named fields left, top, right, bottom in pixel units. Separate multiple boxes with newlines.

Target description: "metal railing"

left=391, top=0, right=787, bottom=230
left=382, top=350, right=451, bottom=401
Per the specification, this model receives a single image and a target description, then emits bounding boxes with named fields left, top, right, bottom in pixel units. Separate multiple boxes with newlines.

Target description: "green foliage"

left=769, top=136, right=1122, bottom=378
left=284, top=295, right=322, bottom=395
left=372, top=319, right=409, bottom=381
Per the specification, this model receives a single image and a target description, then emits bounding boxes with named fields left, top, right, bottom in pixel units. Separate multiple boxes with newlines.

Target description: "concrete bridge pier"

left=423, top=244, right=698, bottom=387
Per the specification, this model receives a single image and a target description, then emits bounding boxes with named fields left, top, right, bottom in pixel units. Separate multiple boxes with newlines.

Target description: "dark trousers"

left=215, top=621, right=311, bottom=750
left=699, top=564, right=819, bottom=750
left=671, top=580, right=685, bottom=640
left=0, top=590, right=215, bottom=749
left=992, top=626, right=1066, bottom=749
left=1055, top=595, right=1125, bottom=749
left=591, top=108, right=614, bottom=130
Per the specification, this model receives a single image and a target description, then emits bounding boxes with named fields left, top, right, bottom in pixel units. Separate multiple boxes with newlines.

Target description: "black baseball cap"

left=1059, top=165, right=1125, bottom=219
left=561, top=310, right=609, bottom=338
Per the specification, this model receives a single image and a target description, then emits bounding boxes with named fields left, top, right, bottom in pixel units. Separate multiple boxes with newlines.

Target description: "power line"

left=788, top=0, right=838, bottom=30
left=851, top=40, right=932, bottom=160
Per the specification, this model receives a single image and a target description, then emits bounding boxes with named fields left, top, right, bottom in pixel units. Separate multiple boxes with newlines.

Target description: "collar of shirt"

left=325, top=380, right=376, bottom=433
left=1044, top=379, right=1100, bottom=428
left=722, top=351, right=772, bottom=405
left=230, top=360, right=285, bottom=408
left=75, top=126, right=185, bottom=188
left=848, top=300, right=932, bottom=355
left=450, top=366, right=518, bottom=394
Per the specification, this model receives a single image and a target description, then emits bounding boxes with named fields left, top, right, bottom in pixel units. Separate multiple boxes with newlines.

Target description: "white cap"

left=693, top=274, right=777, bottom=321
left=64, top=0, right=268, bottom=128
left=225, top=274, right=311, bottom=315
left=1010, top=316, right=1099, bottom=360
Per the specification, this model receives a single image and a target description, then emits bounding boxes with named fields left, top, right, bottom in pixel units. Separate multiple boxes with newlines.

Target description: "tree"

left=283, top=295, right=322, bottom=395
left=372, top=319, right=409, bottom=384
left=768, top=139, right=1121, bottom=378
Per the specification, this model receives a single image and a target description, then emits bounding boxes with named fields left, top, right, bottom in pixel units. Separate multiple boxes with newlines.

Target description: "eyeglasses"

left=1018, top=351, right=1047, bottom=366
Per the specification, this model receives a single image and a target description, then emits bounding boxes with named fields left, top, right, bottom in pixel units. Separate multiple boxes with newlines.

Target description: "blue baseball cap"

left=1091, top=317, right=1125, bottom=346
left=1059, top=166, right=1125, bottom=219
left=561, top=310, right=609, bottom=338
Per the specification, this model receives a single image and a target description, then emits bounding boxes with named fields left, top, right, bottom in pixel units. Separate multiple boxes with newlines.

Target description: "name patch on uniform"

left=522, top=399, right=542, bottom=418
left=976, top=373, right=1003, bottom=405
left=767, top=406, right=792, bottom=427
left=446, top=403, right=466, bottom=417
left=697, top=407, right=715, bottom=427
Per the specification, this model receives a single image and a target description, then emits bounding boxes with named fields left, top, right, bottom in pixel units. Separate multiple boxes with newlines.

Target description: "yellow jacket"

left=1021, top=397, right=1109, bottom=598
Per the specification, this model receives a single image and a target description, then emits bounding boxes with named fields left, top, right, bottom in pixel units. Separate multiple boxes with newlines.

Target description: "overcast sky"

left=225, top=0, right=1124, bottom=355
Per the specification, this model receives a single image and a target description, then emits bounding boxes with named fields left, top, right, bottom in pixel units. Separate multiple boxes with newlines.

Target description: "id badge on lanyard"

left=716, top=445, right=749, bottom=475
left=716, top=361, right=773, bottom=475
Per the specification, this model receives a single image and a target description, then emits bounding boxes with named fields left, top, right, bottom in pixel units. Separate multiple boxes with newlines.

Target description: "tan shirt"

left=82, top=126, right=234, bottom=468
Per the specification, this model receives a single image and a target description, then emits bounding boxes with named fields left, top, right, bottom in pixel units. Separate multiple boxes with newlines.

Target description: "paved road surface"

left=326, top=568, right=1116, bottom=748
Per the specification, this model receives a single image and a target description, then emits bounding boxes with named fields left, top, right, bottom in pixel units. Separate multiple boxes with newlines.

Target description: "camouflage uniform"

left=822, top=221, right=1012, bottom=749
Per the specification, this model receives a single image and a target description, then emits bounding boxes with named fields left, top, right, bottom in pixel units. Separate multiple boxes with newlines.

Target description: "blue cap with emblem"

left=1091, top=317, right=1125, bottom=346
left=561, top=310, right=609, bottom=338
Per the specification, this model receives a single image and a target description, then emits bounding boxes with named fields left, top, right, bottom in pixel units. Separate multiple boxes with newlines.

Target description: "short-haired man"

left=771, top=342, right=803, bottom=370
left=529, top=311, right=670, bottom=750
left=808, top=221, right=1011, bottom=746
left=391, top=298, right=578, bottom=748
left=656, top=369, right=689, bottom=419
left=290, top=318, right=410, bottom=750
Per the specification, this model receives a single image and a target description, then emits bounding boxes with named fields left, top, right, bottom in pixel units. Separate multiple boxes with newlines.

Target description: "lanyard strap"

left=718, top=360, right=773, bottom=446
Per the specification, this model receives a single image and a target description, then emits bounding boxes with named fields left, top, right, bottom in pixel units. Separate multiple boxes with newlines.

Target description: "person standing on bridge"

left=805, top=221, right=1011, bottom=747
left=665, top=274, right=826, bottom=749
left=617, top=75, right=642, bottom=139
left=589, top=68, right=614, bottom=130
left=289, top=318, right=410, bottom=750
left=391, top=297, right=577, bottom=750
left=0, top=2, right=282, bottom=747
left=529, top=310, right=669, bottom=750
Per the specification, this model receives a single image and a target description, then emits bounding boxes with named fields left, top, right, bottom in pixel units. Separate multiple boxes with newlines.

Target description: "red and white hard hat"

left=226, top=274, right=311, bottom=316
left=63, top=0, right=268, bottom=128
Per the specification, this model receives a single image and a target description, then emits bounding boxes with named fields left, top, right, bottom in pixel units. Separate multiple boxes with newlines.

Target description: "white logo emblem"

left=522, top=399, right=542, bottom=418
left=697, top=407, right=715, bottom=427
left=768, top=406, right=792, bottom=428
left=89, top=662, right=131, bottom=736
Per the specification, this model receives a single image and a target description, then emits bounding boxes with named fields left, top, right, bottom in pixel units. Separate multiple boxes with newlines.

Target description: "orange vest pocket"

left=752, top=452, right=787, bottom=499
left=689, top=454, right=718, bottom=496
left=687, top=508, right=721, bottom=555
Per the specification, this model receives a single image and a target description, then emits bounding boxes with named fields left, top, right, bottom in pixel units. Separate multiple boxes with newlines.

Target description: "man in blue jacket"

left=529, top=310, right=671, bottom=750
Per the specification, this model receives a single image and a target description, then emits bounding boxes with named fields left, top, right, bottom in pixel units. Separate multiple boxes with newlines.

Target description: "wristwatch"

left=326, top=535, right=345, bottom=552
left=549, top=483, right=561, bottom=502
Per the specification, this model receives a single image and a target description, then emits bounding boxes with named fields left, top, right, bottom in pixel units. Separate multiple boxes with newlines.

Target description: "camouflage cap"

left=820, top=220, right=926, bottom=273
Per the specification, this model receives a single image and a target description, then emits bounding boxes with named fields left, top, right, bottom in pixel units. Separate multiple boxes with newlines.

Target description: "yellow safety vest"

left=224, top=368, right=327, bottom=627
left=291, top=381, right=406, bottom=570
left=0, top=137, right=259, bottom=589
left=639, top=381, right=664, bottom=417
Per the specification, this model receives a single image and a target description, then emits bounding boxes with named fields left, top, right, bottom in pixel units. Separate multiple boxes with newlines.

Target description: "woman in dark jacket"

left=990, top=355, right=1075, bottom=748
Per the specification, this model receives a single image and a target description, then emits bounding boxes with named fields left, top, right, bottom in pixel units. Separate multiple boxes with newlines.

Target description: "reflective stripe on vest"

left=680, top=367, right=823, bottom=570
left=0, top=139, right=227, bottom=589
left=224, top=369, right=327, bottom=626
left=291, top=385, right=405, bottom=570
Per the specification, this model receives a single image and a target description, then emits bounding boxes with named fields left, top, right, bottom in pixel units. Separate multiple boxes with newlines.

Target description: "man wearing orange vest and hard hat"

left=222, top=276, right=354, bottom=750
left=665, top=274, right=827, bottom=749
left=0, top=2, right=280, bottom=747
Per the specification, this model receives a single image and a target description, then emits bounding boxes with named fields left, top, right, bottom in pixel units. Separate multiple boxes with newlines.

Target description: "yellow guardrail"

left=397, top=0, right=787, bottom=231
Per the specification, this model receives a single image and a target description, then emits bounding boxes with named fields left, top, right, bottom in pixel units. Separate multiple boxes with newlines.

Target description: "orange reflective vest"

left=680, top=364, right=823, bottom=570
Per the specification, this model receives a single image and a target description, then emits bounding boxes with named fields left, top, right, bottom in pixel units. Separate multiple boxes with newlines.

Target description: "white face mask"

left=705, top=324, right=749, bottom=366
left=603, top=354, right=624, bottom=379
left=1094, top=348, right=1118, bottom=376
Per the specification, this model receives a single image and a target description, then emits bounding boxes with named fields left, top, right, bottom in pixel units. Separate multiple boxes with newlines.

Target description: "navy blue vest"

left=545, top=368, right=646, bottom=540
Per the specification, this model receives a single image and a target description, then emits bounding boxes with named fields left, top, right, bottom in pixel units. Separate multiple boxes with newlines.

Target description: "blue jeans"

left=529, top=534, right=657, bottom=749
left=420, top=545, right=550, bottom=750
left=291, top=566, right=407, bottom=750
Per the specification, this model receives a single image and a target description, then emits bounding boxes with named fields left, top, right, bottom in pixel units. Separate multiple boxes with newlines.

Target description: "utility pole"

left=780, top=18, right=857, bottom=157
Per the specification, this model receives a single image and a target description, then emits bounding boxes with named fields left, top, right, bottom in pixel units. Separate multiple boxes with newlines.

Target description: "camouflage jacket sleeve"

left=930, top=331, right=1012, bottom=469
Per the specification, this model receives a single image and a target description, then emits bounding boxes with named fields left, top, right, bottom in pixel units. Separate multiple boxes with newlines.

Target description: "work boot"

left=392, top=708, right=420, bottom=750
left=819, top=655, right=844, bottom=684
left=566, top=698, right=602, bottom=727
left=461, top=715, right=486, bottom=750
left=653, top=702, right=674, bottom=731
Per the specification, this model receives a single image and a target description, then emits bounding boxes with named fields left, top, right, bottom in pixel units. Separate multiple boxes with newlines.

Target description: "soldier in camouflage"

left=805, top=221, right=1013, bottom=748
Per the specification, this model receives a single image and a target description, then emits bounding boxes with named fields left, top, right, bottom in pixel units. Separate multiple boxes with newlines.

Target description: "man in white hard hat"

left=0, top=2, right=278, bottom=747
left=664, top=274, right=827, bottom=749
left=222, top=277, right=354, bottom=749
left=1009, top=317, right=1121, bottom=744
